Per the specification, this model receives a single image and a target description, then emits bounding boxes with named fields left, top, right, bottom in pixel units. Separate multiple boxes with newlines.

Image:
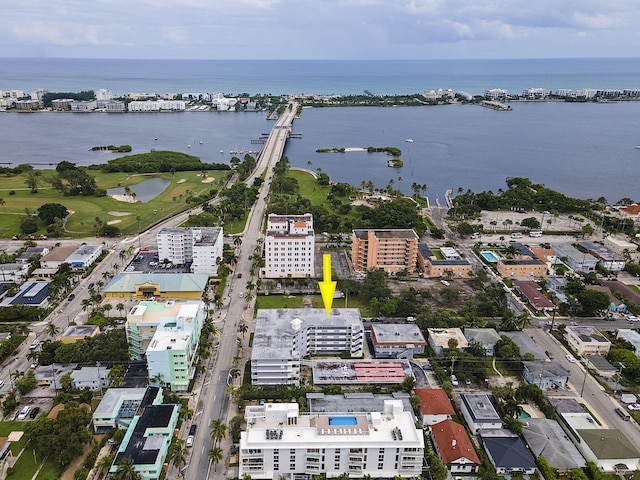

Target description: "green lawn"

left=255, top=293, right=374, bottom=316
left=0, top=170, right=224, bottom=237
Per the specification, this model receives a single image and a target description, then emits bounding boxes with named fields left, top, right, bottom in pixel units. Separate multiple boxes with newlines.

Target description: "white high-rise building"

left=263, top=213, right=314, bottom=278
left=156, top=227, right=223, bottom=275
left=239, top=400, right=424, bottom=479
left=97, top=89, right=113, bottom=101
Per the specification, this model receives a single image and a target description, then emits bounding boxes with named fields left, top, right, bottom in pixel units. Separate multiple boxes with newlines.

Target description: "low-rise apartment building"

left=565, top=326, right=611, bottom=356
left=417, top=244, right=472, bottom=278
left=126, top=300, right=205, bottom=391
left=352, top=229, right=419, bottom=274
left=370, top=323, right=427, bottom=358
left=251, top=308, right=364, bottom=385
left=239, top=400, right=424, bottom=479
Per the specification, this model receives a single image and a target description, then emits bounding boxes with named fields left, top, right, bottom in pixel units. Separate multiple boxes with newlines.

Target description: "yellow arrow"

left=318, top=253, right=336, bottom=317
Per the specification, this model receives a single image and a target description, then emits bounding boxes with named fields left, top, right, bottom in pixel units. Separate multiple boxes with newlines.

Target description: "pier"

left=479, top=100, right=512, bottom=111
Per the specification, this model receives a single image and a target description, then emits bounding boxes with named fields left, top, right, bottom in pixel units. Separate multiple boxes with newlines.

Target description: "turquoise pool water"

left=480, top=250, right=500, bottom=263
left=329, top=416, right=357, bottom=426
left=519, top=410, right=531, bottom=419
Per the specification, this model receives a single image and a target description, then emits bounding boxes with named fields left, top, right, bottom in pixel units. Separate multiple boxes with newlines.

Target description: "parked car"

left=628, top=403, right=640, bottom=411
left=186, top=435, right=194, bottom=447
left=189, top=424, right=197, bottom=435
left=29, top=407, right=40, bottom=419
left=450, top=374, right=459, bottom=386
left=565, top=354, right=576, bottom=363
left=88, top=283, right=94, bottom=289
left=68, top=294, right=75, bottom=301
left=17, top=406, right=30, bottom=421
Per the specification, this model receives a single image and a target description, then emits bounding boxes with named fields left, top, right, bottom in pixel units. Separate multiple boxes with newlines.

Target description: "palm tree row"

left=208, top=418, right=227, bottom=472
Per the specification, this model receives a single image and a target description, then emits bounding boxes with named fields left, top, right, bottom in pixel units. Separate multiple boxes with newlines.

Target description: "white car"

left=565, top=354, right=576, bottom=363
left=186, top=435, right=194, bottom=447
left=628, top=404, right=640, bottom=411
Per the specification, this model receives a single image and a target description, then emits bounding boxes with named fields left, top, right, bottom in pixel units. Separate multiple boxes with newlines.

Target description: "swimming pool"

left=329, top=416, right=358, bottom=426
left=480, top=250, right=500, bottom=263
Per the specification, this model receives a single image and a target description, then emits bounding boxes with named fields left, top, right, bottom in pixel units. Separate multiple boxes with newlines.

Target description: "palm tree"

left=208, top=446, right=224, bottom=472
left=114, top=456, right=142, bottom=480
left=166, top=438, right=189, bottom=476
left=238, top=323, right=248, bottom=338
left=517, top=311, right=532, bottom=330
left=116, top=302, right=126, bottom=316
left=103, top=303, right=113, bottom=317
left=97, top=453, right=115, bottom=475
left=209, top=418, right=227, bottom=446
left=46, top=322, right=60, bottom=338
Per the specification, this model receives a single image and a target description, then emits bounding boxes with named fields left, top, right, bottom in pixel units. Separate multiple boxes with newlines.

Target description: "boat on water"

left=219, top=150, right=224, bottom=154
left=405, top=138, right=414, bottom=143
left=634, top=145, right=640, bottom=149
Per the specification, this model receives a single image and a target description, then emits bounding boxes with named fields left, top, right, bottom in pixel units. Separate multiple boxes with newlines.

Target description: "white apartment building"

left=239, top=400, right=424, bottom=479
left=156, top=227, right=223, bottom=275
left=484, top=88, right=508, bottom=100
left=96, top=89, right=113, bottom=101
left=263, top=213, right=315, bottom=279
left=71, top=100, right=98, bottom=111
left=128, top=100, right=186, bottom=111
left=251, top=308, right=364, bottom=385
left=126, top=300, right=204, bottom=391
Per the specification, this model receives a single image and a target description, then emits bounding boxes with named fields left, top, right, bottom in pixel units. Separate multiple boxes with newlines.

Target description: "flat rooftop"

left=306, top=392, right=412, bottom=414
left=566, top=325, right=610, bottom=344
left=241, top=404, right=423, bottom=449
left=461, top=394, right=501, bottom=422
left=312, top=360, right=413, bottom=384
left=371, top=323, right=427, bottom=345
left=252, top=308, right=363, bottom=360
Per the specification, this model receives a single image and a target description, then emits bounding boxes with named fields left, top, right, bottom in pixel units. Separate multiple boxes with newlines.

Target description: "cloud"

left=11, top=21, right=112, bottom=46
left=0, top=0, right=638, bottom=58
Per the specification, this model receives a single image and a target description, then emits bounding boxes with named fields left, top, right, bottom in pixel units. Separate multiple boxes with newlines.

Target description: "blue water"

left=1, top=57, right=640, bottom=203
left=1, top=57, right=640, bottom=96
left=107, top=177, right=171, bottom=203
left=328, top=416, right=358, bottom=426
left=481, top=251, right=500, bottom=263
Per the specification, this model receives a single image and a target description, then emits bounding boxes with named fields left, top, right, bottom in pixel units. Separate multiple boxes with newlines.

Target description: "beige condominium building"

left=352, top=229, right=419, bottom=274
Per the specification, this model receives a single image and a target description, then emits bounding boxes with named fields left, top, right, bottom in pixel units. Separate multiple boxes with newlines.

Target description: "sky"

left=1, top=0, right=639, bottom=60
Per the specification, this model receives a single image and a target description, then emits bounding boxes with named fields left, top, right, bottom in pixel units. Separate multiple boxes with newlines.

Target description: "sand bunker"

left=107, top=220, right=122, bottom=225
left=110, top=194, right=137, bottom=203
left=177, top=178, right=187, bottom=184
left=108, top=211, right=131, bottom=216
left=201, top=177, right=215, bottom=183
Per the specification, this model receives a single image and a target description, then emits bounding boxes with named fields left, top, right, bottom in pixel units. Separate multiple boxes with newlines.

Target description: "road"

left=527, top=327, right=640, bottom=444
left=185, top=103, right=298, bottom=480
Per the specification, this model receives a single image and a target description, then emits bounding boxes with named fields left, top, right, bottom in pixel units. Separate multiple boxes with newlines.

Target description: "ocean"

left=1, top=57, right=639, bottom=203
left=2, top=57, right=640, bottom=96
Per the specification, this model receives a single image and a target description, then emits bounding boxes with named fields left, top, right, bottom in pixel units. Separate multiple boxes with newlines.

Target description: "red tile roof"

left=414, top=388, right=455, bottom=416
left=431, top=419, right=481, bottom=465
left=620, top=204, right=640, bottom=216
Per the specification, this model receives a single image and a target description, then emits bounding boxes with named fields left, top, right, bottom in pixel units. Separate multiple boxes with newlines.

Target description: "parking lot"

left=126, top=251, right=191, bottom=274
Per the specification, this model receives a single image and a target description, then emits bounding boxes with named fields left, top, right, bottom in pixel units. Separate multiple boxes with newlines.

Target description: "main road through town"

left=185, top=103, right=298, bottom=480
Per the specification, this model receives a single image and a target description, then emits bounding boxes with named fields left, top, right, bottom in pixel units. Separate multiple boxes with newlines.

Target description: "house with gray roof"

left=503, top=331, right=547, bottom=360
left=71, top=366, right=111, bottom=391
left=523, top=361, right=570, bottom=389
left=553, top=243, right=598, bottom=273
left=459, top=393, right=502, bottom=434
left=0, top=281, right=50, bottom=307
left=521, top=418, right=585, bottom=471
left=464, top=328, right=501, bottom=356
left=481, top=429, right=536, bottom=474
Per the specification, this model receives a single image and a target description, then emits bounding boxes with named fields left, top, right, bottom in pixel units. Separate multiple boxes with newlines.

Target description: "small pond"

left=108, top=177, right=171, bottom=203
